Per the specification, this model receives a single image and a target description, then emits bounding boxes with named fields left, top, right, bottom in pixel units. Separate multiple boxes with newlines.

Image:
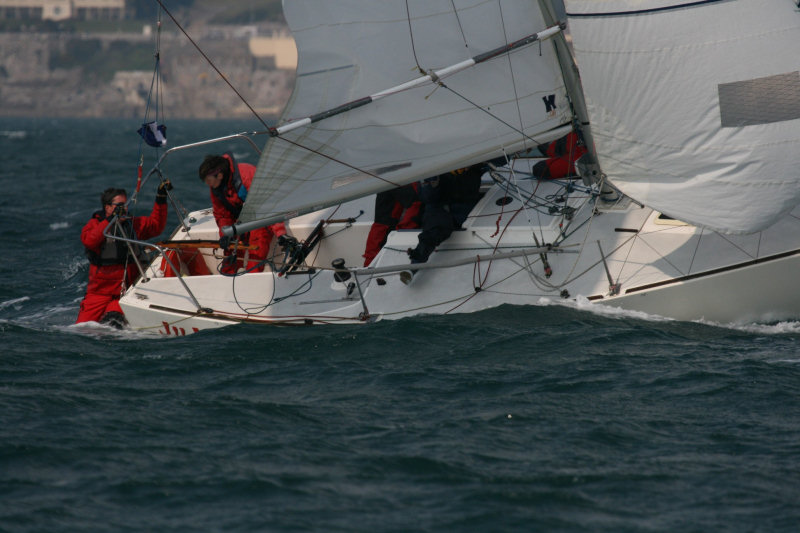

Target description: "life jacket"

left=210, top=152, right=247, bottom=220
left=85, top=211, right=145, bottom=266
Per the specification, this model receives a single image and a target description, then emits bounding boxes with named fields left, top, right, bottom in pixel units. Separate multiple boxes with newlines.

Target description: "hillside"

left=0, top=0, right=293, bottom=119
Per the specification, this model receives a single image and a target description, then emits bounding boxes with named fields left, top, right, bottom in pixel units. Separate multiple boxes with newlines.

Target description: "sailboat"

left=118, top=0, right=800, bottom=335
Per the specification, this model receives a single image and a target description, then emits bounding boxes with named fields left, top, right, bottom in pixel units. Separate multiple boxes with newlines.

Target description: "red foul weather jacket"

left=209, top=154, right=285, bottom=263
left=80, top=201, right=168, bottom=297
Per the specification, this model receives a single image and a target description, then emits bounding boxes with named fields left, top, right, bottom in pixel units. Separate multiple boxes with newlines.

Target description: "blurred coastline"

left=0, top=4, right=294, bottom=119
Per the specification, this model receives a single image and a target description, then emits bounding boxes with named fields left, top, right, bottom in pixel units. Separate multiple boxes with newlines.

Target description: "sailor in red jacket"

left=76, top=184, right=169, bottom=326
left=198, top=153, right=286, bottom=274
left=532, top=131, right=587, bottom=179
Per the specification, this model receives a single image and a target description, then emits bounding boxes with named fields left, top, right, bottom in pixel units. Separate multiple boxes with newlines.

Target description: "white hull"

left=121, top=171, right=800, bottom=336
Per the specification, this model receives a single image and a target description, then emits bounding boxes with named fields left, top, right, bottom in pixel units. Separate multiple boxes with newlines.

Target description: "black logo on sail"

left=543, top=94, right=557, bottom=117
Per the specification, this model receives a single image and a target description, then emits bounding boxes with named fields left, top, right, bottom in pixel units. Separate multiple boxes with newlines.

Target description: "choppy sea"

left=2, top=117, right=800, bottom=532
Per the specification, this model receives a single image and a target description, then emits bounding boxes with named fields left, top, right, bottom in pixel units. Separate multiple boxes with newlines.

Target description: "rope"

left=449, top=0, right=469, bottom=49
left=401, top=1, right=547, bottom=148
left=135, top=9, right=163, bottom=198
left=404, top=0, right=422, bottom=71
left=440, top=83, right=545, bottom=147
left=496, top=1, right=529, bottom=153
left=489, top=170, right=514, bottom=238
left=220, top=205, right=365, bottom=314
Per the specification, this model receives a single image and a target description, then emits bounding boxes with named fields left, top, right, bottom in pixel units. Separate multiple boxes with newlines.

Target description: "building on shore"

left=248, top=32, right=297, bottom=71
left=0, top=0, right=125, bottom=21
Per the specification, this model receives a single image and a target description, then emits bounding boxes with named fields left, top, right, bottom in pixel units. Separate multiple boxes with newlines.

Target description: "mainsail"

left=565, top=0, right=800, bottom=233
left=238, top=0, right=573, bottom=231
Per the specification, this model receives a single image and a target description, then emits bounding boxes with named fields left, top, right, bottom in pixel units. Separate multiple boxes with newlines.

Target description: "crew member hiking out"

left=76, top=183, right=170, bottom=327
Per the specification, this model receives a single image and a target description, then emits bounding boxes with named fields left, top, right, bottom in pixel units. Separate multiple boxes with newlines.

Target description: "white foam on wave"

left=541, top=295, right=800, bottom=335
left=17, top=303, right=75, bottom=322
left=62, top=321, right=163, bottom=340
left=536, top=295, right=673, bottom=323
left=716, top=320, right=800, bottom=336
left=2, top=313, right=162, bottom=340
left=0, top=130, right=27, bottom=139
left=50, top=221, right=69, bottom=230
left=0, top=296, right=31, bottom=310
left=63, top=256, right=87, bottom=281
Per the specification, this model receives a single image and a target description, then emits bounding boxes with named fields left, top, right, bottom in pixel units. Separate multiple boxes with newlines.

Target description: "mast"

left=537, top=0, right=615, bottom=199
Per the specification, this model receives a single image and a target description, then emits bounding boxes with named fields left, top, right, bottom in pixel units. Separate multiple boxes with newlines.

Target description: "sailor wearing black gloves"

left=75, top=185, right=169, bottom=326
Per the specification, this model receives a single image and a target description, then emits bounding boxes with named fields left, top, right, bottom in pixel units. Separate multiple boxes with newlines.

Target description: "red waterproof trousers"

left=363, top=184, right=422, bottom=266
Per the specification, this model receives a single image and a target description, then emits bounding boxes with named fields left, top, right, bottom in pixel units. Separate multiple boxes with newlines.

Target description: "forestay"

left=238, top=0, right=571, bottom=231
left=565, top=0, right=800, bottom=234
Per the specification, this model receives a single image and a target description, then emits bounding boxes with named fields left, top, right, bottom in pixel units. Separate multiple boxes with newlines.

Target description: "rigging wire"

left=404, top=0, right=422, bottom=70
left=444, top=190, right=592, bottom=314
left=397, top=4, right=557, bottom=176
left=496, top=0, right=530, bottom=152
left=154, top=9, right=164, bottom=135
left=440, top=83, right=546, bottom=148
left=446, top=169, right=555, bottom=308
left=488, top=162, right=558, bottom=276
left=465, top=173, right=613, bottom=295
left=546, top=175, right=621, bottom=289
left=131, top=8, right=194, bottom=221
left=449, top=0, right=469, bottom=49
left=153, top=0, right=269, bottom=130
left=135, top=7, right=164, bottom=199
left=405, top=1, right=469, bottom=70
left=220, top=205, right=365, bottom=312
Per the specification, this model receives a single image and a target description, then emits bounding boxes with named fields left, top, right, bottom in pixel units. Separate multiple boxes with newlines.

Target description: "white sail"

left=565, top=0, right=800, bottom=233
left=239, top=0, right=572, bottom=229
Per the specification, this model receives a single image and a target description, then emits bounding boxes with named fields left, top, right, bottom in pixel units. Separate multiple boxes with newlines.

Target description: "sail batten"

left=276, top=23, right=563, bottom=136
left=237, top=0, right=572, bottom=234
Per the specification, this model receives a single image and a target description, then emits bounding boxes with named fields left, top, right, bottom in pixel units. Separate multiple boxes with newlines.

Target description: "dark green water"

left=2, top=118, right=800, bottom=532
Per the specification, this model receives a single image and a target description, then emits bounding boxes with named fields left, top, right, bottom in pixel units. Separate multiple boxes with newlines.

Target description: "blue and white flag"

left=138, top=121, right=167, bottom=147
